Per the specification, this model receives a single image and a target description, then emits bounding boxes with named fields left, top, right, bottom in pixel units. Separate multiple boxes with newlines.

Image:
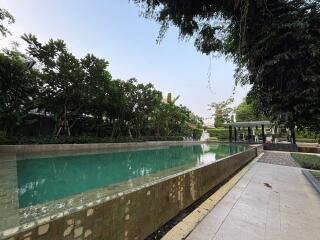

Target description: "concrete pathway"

left=187, top=158, right=320, bottom=240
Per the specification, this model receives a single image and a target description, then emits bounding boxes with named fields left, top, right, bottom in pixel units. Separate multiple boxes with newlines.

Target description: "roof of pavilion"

left=223, top=121, right=273, bottom=128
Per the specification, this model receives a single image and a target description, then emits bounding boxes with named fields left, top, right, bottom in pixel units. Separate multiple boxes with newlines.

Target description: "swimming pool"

left=17, top=144, right=248, bottom=208
left=0, top=142, right=255, bottom=239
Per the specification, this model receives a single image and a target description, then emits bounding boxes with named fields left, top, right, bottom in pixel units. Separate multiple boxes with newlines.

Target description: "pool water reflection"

left=17, top=144, right=249, bottom=208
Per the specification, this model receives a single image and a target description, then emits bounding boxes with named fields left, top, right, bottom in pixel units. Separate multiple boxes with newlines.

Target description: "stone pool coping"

left=302, top=169, right=320, bottom=194
left=0, top=143, right=261, bottom=239
left=0, top=140, right=208, bottom=154
left=0, top=156, right=209, bottom=235
left=162, top=153, right=264, bottom=240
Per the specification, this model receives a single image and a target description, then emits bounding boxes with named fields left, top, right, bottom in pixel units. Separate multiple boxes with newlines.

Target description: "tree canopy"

left=133, top=0, right=320, bottom=133
left=0, top=9, right=203, bottom=141
left=235, top=98, right=266, bottom=122
left=210, top=97, right=233, bottom=128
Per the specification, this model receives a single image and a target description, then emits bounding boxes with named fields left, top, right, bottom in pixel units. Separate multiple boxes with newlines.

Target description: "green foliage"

left=295, top=129, right=319, bottom=143
left=310, top=171, right=320, bottom=181
left=0, top=9, right=203, bottom=142
left=296, top=130, right=318, bottom=139
left=192, top=128, right=203, bottom=140
left=235, top=99, right=266, bottom=122
left=207, top=127, right=263, bottom=140
left=150, top=93, right=203, bottom=138
left=0, top=8, right=14, bottom=37
left=208, top=137, right=218, bottom=142
left=291, top=153, right=320, bottom=170
left=242, top=1, right=320, bottom=133
left=210, top=97, right=233, bottom=128
left=296, top=138, right=319, bottom=144
left=207, top=128, right=229, bottom=140
left=0, top=135, right=184, bottom=145
left=22, top=34, right=92, bottom=136
left=0, top=51, right=38, bottom=136
left=235, top=101, right=255, bottom=122
left=134, top=0, right=320, bottom=134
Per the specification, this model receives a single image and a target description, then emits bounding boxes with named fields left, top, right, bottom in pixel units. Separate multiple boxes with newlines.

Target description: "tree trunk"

left=128, top=127, right=133, bottom=139
left=111, top=119, right=117, bottom=139
left=3, top=121, right=8, bottom=137
left=56, top=105, right=70, bottom=137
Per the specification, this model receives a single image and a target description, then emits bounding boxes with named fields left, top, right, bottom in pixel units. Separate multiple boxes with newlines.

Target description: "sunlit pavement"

left=187, top=153, right=320, bottom=240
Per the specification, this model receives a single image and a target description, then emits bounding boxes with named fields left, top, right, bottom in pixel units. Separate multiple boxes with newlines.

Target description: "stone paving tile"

left=258, top=151, right=299, bottom=167
left=186, top=161, right=258, bottom=240
left=187, top=158, right=320, bottom=240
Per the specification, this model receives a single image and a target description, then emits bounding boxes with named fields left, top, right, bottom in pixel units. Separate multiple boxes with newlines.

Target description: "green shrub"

left=296, top=130, right=318, bottom=139
left=311, top=171, right=320, bottom=181
left=193, top=128, right=203, bottom=140
left=207, top=128, right=229, bottom=140
left=296, top=138, right=318, bottom=143
left=142, top=136, right=184, bottom=141
left=291, top=153, right=320, bottom=170
left=208, top=137, right=218, bottom=142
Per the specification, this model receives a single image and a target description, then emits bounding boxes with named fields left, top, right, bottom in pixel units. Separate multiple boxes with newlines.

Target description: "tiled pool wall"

left=2, top=144, right=262, bottom=240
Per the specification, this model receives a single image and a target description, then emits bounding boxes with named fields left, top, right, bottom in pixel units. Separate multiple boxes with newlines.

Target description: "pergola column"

left=226, top=121, right=271, bottom=144
left=262, top=124, right=266, bottom=143
left=290, top=126, right=296, bottom=144
left=229, top=125, right=232, bottom=143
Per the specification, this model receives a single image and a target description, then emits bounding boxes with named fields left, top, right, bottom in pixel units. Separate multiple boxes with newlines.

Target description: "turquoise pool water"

left=17, top=144, right=249, bottom=208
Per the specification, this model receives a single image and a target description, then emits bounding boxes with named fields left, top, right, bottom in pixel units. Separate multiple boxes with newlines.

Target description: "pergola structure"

left=223, top=121, right=274, bottom=144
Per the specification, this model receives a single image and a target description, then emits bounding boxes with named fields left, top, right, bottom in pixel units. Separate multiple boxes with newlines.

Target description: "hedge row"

left=207, top=128, right=229, bottom=140
left=207, top=128, right=275, bottom=140
left=296, top=131, right=319, bottom=140
left=207, top=128, right=253, bottom=140
left=0, top=136, right=185, bottom=145
left=296, top=138, right=319, bottom=143
left=207, top=128, right=319, bottom=143
left=193, top=128, right=203, bottom=140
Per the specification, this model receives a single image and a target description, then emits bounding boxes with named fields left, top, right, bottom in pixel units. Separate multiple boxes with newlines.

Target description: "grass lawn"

left=291, top=153, right=320, bottom=170
left=310, top=171, right=320, bottom=181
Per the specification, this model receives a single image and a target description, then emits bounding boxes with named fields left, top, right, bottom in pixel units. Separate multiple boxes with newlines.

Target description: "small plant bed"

left=291, top=153, right=320, bottom=170
left=310, top=171, right=320, bottom=181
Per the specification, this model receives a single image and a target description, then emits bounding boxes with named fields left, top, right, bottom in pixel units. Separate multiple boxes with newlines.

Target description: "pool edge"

left=1, top=144, right=263, bottom=240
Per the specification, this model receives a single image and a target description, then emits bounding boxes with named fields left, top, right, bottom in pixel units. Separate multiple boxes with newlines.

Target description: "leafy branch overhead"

left=133, top=0, right=320, bottom=133
left=0, top=8, right=15, bottom=37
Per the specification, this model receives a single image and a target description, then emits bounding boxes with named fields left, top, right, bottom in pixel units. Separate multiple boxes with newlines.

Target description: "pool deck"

left=186, top=152, right=320, bottom=240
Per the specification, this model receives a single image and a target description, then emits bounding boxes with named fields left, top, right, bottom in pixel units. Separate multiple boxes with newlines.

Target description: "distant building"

left=161, top=97, right=168, bottom=104
left=203, top=117, right=215, bottom=129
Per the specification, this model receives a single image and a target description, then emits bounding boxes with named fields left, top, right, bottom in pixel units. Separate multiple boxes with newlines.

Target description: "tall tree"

left=0, top=51, right=37, bottom=136
left=133, top=0, right=320, bottom=133
left=80, top=54, right=112, bottom=136
left=130, top=81, right=162, bottom=137
left=0, top=7, right=204, bottom=140
left=210, top=97, right=233, bottom=128
left=22, top=34, right=86, bottom=136
left=235, top=98, right=266, bottom=122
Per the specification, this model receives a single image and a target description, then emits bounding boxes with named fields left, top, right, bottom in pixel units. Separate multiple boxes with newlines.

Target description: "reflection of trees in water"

left=206, top=144, right=248, bottom=160
left=17, top=144, right=245, bottom=207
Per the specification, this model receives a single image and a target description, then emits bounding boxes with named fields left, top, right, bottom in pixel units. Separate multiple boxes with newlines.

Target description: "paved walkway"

left=187, top=156, right=320, bottom=240
left=258, top=151, right=299, bottom=167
